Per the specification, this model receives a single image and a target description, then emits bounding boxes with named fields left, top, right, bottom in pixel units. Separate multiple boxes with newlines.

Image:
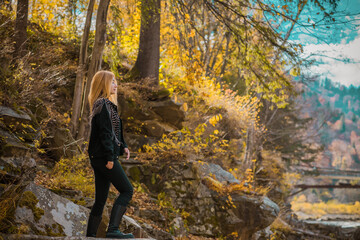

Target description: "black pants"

left=90, top=159, right=133, bottom=217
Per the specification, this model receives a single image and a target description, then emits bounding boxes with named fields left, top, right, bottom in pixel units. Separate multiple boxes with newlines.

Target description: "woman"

left=86, top=70, right=134, bottom=239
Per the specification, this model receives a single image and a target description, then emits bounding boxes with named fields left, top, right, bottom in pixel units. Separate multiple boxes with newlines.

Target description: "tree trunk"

left=207, top=31, right=226, bottom=76
left=77, top=0, right=111, bottom=142
left=218, top=31, right=231, bottom=79
left=14, top=0, right=29, bottom=58
left=70, top=0, right=96, bottom=136
left=68, top=0, right=78, bottom=35
left=127, top=0, right=160, bottom=86
left=243, top=122, right=255, bottom=169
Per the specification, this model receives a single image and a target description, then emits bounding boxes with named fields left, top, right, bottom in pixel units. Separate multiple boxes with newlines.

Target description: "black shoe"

left=106, top=229, right=134, bottom=239
left=86, top=214, right=102, bottom=237
left=106, top=205, right=134, bottom=239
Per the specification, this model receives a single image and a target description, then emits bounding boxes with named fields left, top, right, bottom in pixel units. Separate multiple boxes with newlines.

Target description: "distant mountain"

left=300, top=78, right=360, bottom=170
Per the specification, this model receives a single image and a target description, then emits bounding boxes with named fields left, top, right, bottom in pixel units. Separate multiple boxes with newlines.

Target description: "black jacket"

left=88, top=98, right=127, bottom=165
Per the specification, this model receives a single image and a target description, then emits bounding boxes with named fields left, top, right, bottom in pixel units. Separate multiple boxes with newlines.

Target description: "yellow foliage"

left=29, top=0, right=84, bottom=40
left=140, top=121, right=230, bottom=163
left=203, top=176, right=225, bottom=194
left=291, top=197, right=360, bottom=218
left=35, top=154, right=95, bottom=197
left=270, top=216, right=294, bottom=237
left=183, top=102, right=188, bottom=112
left=209, top=114, right=222, bottom=127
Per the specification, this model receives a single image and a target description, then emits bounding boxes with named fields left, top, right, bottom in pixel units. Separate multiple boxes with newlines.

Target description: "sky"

left=291, top=0, right=360, bottom=87
left=301, top=28, right=360, bottom=87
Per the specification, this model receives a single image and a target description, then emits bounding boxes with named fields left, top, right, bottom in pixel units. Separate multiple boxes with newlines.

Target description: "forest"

left=0, top=0, right=359, bottom=239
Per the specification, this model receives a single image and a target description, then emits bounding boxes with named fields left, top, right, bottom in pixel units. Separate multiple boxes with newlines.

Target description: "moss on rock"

left=129, top=166, right=141, bottom=182
left=0, top=184, right=26, bottom=233
left=18, top=191, right=44, bottom=222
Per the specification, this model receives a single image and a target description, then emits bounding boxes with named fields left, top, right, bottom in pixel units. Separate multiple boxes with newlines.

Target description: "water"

left=304, top=220, right=360, bottom=229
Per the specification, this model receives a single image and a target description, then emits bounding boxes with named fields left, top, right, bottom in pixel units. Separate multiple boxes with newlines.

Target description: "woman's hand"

left=106, top=161, right=114, bottom=169
left=125, top=148, right=130, bottom=160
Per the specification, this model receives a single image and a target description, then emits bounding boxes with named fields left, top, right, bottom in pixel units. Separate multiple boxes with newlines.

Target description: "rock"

left=12, top=182, right=153, bottom=238
left=118, top=95, right=160, bottom=122
left=46, top=128, right=78, bottom=161
left=352, top=227, right=360, bottom=240
left=14, top=182, right=89, bottom=237
left=26, top=98, right=49, bottom=124
left=150, top=89, right=171, bottom=101
left=1, top=235, right=154, bottom=239
left=64, top=196, right=95, bottom=211
left=121, top=215, right=151, bottom=238
left=195, top=162, right=240, bottom=184
left=0, top=128, right=31, bottom=158
left=125, top=133, right=158, bottom=153
left=0, top=156, right=37, bottom=183
left=131, top=161, right=280, bottom=238
left=140, top=222, right=175, bottom=240
left=0, top=106, right=37, bottom=143
left=148, top=99, right=185, bottom=129
left=141, top=120, right=176, bottom=138
left=301, top=219, right=360, bottom=240
left=0, top=106, right=31, bottom=123
left=115, top=93, right=185, bottom=151
left=217, top=194, right=279, bottom=239
left=254, top=226, right=273, bottom=240
left=138, top=209, right=166, bottom=226
left=126, top=166, right=143, bottom=183
left=170, top=217, right=186, bottom=237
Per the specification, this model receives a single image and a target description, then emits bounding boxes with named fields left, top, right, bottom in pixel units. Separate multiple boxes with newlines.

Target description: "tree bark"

left=127, top=0, right=160, bottom=86
left=68, top=0, right=78, bottom=35
left=219, top=31, right=231, bottom=78
left=70, top=0, right=96, bottom=136
left=207, top=31, right=226, bottom=76
left=77, top=0, right=111, bottom=142
left=14, top=0, right=29, bottom=58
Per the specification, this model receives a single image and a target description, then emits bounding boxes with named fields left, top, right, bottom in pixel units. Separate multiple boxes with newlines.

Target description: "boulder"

left=25, top=98, right=49, bottom=124
left=170, top=216, right=187, bottom=237
left=14, top=182, right=89, bottom=236
left=196, top=162, right=240, bottom=184
left=138, top=209, right=166, bottom=226
left=128, top=160, right=280, bottom=238
left=148, top=99, right=185, bottom=129
left=0, top=106, right=31, bottom=123
left=216, top=194, right=279, bottom=239
left=0, top=156, right=36, bottom=184
left=118, top=95, right=160, bottom=122
left=121, top=215, right=151, bottom=238
left=0, top=128, right=31, bottom=158
left=0, top=106, right=36, bottom=143
left=301, top=219, right=360, bottom=240
left=12, top=182, right=151, bottom=238
left=254, top=226, right=273, bottom=240
left=149, top=88, right=171, bottom=101
left=46, top=128, right=78, bottom=161
left=125, top=133, right=158, bottom=153
left=141, top=120, right=176, bottom=138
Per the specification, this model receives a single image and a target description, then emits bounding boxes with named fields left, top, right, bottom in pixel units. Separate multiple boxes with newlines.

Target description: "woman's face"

left=110, top=77, right=117, bottom=95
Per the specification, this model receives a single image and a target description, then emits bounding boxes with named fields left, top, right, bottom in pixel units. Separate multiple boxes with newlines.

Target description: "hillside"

left=0, top=11, right=285, bottom=239
left=301, top=79, right=360, bottom=170
left=289, top=79, right=360, bottom=216
left=1, top=2, right=360, bottom=239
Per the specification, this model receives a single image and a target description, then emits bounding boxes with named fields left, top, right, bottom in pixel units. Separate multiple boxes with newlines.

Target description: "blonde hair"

left=88, top=70, right=118, bottom=113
